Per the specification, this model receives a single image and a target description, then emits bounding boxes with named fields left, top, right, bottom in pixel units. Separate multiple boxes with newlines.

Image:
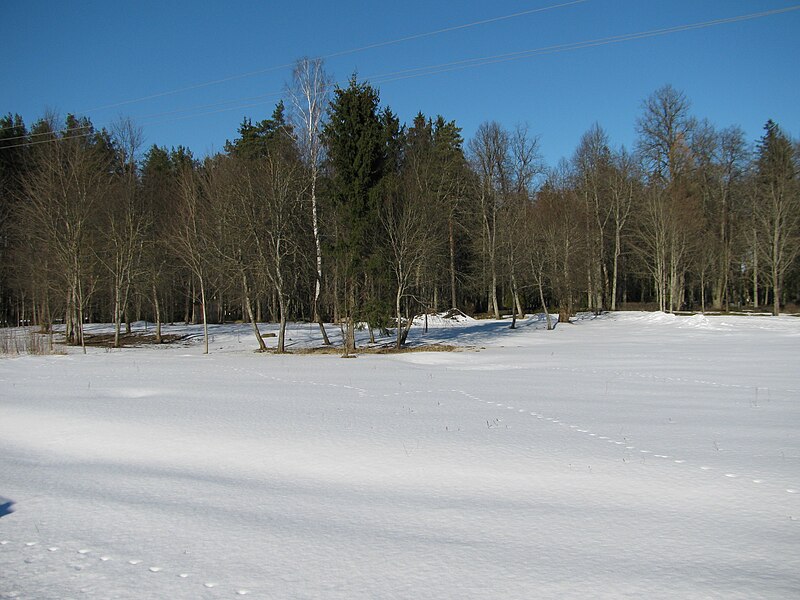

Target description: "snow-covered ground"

left=1, top=312, right=798, bottom=599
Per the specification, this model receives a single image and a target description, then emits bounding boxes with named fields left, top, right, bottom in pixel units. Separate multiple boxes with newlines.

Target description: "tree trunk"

left=113, top=284, right=122, bottom=348
left=277, top=293, right=288, bottom=353
left=449, top=213, right=457, bottom=309
left=491, top=266, right=500, bottom=319
left=538, top=277, right=553, bottom=331
left=343, top=316, right=356, bottom=357
left=752, top=234, right=759, bottom=309
left=611, top=226, right=621, bottom=311
left=243, top=274, right=266, bottom=352
left=152, top=282, right=162, bottom=344
left=395, top=283, right=403, bottom=349
left=772, top=267, right=780, bottom=316
left=199, top=276, right=209, bottom=355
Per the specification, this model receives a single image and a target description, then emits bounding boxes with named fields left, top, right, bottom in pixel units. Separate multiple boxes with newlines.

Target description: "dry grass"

left=0, top=328, right=66, bottom=356
left=294, top=343, right=461, bottom=356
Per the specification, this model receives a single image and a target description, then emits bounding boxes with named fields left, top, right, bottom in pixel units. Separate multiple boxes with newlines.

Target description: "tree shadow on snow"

left=409, top=313, right=556, bottom=347
left=0, top=497, right=15, bottom=518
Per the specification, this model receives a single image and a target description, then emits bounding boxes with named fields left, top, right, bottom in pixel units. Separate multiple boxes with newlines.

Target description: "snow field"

left=1, top=312, right=798, bottom=598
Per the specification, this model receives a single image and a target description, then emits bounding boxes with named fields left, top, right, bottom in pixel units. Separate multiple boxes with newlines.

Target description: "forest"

left=0, top=58, right=798, bottom=352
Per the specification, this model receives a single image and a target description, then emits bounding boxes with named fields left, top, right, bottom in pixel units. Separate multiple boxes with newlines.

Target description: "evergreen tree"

left=322, top=76, right=388, bottom=350
left=0, top=114, right=28, bottom=324
left=224, top=101, right=294, bottom=161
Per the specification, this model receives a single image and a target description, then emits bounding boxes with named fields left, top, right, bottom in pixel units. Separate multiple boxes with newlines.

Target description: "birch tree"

left=288, top=57, right=333, bottom=344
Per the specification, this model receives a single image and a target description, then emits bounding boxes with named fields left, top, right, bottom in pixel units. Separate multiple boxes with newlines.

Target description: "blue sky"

left=4, top=0, right=799, bottom=165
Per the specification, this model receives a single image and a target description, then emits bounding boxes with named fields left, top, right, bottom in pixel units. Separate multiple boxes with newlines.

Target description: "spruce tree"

left=322, top=76, right=387, bottom=350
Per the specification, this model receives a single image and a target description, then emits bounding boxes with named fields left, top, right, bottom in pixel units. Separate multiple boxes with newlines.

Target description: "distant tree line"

left=1, top=59, right=798, bottom=352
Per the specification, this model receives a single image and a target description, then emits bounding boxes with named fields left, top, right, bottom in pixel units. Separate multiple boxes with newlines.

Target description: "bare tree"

left=607, top=148, right=636, bottom=310
left=20, top=115, right=111, bottom=351
left=752, top=121, right=799, bottom=315
left=256, top=152, right=307, bottom=352
left=635, top=85, right=701, bottom=312
left=469, top=122, right=509, bottom=318
left=536, top=164, right=586, bottom=322
left=573, top=124, right=613, bottom=312
left=100, top=118, right=146, bottom=347
left=171, top=161, right=212, bottom=354
left=288, top=57, right=333, bottom=344
left=380, top=173, right=438, bottom=348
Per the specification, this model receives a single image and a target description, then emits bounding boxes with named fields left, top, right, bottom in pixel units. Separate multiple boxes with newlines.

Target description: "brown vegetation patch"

left=294, top=343, right=461, bottom=356
left=81, top=332, right=187, bottom=348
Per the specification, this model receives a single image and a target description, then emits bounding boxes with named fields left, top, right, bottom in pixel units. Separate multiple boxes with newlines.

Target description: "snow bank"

left=412, top=308, right=476, bottom=327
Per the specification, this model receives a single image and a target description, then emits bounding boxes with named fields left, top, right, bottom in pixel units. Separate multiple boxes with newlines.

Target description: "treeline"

left=1, top=59, right=798, bottom=352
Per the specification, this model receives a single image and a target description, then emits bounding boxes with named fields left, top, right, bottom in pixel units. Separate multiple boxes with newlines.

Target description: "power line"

left=1, top=0, right=591, bottom=140
left=1, top=4, right=797, bottom=152
left=136, top=5, right=800, bottom=127
left=76, top=0, right=590, bottom=115
left=369, top=5, right=800, bottom=83
left=128, top=4, right=800, bottom=130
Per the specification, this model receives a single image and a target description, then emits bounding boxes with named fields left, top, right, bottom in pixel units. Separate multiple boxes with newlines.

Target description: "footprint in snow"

left=128, top=559, right=142, bottom=565
left=204, top=582, right=217, bottom=588
left=149, top=567, right=162, bottom=572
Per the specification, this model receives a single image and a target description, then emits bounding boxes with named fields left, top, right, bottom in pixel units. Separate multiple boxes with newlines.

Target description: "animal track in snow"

left=1, top=539, right=255, bottom=596
left=451, top=385, right=800, bottom=500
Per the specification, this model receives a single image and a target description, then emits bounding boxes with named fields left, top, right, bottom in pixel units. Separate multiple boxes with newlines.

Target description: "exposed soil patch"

left=81, top=332, right=187, bottom=348
left=294, top=343, right=461, bottom=355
